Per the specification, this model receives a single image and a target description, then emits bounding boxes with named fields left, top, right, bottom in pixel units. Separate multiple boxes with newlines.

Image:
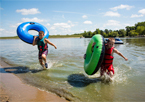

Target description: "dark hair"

left=39, top=31, right=44, bottom=35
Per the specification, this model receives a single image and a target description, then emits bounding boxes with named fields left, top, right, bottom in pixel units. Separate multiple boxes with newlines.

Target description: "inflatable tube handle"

left=30, top=22, right=35, bottom=24
left=84, top=54, right=86, bottom=59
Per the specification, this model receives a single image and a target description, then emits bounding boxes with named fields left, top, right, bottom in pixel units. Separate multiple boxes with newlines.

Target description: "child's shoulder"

left=44, top=38, right=48, bottom=40
left=113, top=48, right=119, bottom=53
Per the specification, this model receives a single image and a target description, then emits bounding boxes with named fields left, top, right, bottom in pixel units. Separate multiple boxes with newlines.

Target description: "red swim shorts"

left=38, top=50, right=48, bottom=59
left=100, top=64, right=114, bottom=76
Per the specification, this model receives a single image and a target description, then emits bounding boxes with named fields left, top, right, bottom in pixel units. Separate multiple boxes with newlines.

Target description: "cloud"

left=124, top=23, right=134, bottom=27
left=104, top=20, right=120, bottom=27
left=104, top=11, right=120, bottom=17
left=67, top=20, right=72, bottom=23
left=53, top=23, right=71, bottom=28
left=21, top=17, right=44, bottom=22
left=138, top=9, right=145, bottom=15
left=50, top=21, right=75, bottom=30
left=16, top=8, right=40, bottom=15
left=83, top=21, right=92, bottom=24
left=80, top=30, right=84, bottom=32
left=53, top=10, right=96, bottom=16
left=53, top=10, right=84, bottom=15
left=49, top=21, right=77, bottom=35
left=110, top=4, right=134, bottom=11
left=50, top=26, right=55, bottom=30
left=82, top=15, right=88, bottom=19
left=10, top=23, right=22, bottom=28
left=0, top=28, right=5, bottom=31
left=131, top=9, right=145, bottom=18
left=131, top=14, right=143, bottom=18
left=46, top=23, right=50, bottom=26
left=0, top=29, right=16, bottom=37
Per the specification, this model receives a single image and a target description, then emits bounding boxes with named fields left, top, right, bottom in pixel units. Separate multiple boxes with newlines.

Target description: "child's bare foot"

left=42, top=64, right=46, bottom=69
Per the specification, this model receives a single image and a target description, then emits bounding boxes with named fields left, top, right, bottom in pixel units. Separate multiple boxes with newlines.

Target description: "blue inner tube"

left=17, top=22, right=49, bottom=44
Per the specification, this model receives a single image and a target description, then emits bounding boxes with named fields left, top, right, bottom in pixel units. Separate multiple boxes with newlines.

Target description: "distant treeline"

left=72, top=21, right=145, bottom=38
left=1, top=21, right=145, bottom=39
left=0, top=34, right=82, bottom=39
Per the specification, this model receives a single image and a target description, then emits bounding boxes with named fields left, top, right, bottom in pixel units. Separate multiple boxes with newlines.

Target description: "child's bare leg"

left=100, top=65, right=105, bottom=77
left=109, top=71, right=113, bottom=78
left=42, top=54, right=48, bottom=68
left=108, top=65, right=114, bottom=78
left=42, top=54, right=46, bottom=63
left=39, top=59, right=45, bottom=69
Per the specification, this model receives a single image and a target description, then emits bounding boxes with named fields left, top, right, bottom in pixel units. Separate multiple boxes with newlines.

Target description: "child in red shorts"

left=33, top=31, right=57, bottom=69
left=100, top=38, right=128, bottom=78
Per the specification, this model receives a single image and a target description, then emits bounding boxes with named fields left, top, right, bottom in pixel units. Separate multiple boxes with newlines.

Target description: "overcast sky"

left=0, top=0, right=145, bottom=37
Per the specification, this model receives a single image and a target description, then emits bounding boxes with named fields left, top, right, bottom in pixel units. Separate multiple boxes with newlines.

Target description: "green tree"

left=136, top=26, right=145, bottom=35
left=103, top=33, right=108, bottom=37
left=100, top=30, right=104, bottom=35
left=88, top=31, right=93, bottom=37
left=109, top=29, right=112, bottom=33
left=118, top=29, right=126, bottom=37
left=95, top=28, right=100, bottom=34
left=112, top=31, right=119, bottom=37
left=92, top=31, right=96, bottom=36
left=125, top=26, right=135, bottom=36
left=135, top=21, right=145, bottom=29
left=126, top=26, right=130, bottom=36
left=104, top=29, right=109, bottom=34
left=128, top=30, right=139, bottom=36
left=83, top=31, right=87, bottom=37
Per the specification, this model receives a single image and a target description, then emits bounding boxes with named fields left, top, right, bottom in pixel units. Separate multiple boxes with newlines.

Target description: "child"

left=33, top=31, right=57, bottom=69
left=100, top=38, right=128, bottom=78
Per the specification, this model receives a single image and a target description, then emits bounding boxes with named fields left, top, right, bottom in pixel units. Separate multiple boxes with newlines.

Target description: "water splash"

left=113, top=65, right=132, bottom=84
left=47, top=59, right=57, bottom=69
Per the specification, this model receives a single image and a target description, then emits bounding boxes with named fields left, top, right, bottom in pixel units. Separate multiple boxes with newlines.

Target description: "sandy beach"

left=0, top=59, right=67, bottom=102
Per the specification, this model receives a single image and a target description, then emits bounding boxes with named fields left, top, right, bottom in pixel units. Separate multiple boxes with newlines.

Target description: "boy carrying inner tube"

left=33, top=31, right=57, bottom=69
left=100, top=38, right=128, bottom=78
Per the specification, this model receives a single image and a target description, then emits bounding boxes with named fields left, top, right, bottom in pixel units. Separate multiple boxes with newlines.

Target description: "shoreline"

left=0, top=59, right=68, bottom=102
left=0, top=35, right=82, bottom=39
left=0, top=35, right=145, bottom=40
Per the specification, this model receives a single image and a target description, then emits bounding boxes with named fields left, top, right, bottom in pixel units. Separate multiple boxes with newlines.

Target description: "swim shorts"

left=38, top=50, right=48, bottom=59
left=100, top=64, right=114, bottom=76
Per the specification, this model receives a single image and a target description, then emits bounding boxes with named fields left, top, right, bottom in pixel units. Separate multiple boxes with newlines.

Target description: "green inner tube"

left=84, top=34, right=105, bottom=75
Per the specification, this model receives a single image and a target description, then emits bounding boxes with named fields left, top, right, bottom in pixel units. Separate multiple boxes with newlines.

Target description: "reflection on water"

left=0, top=37, right=145, bottom=101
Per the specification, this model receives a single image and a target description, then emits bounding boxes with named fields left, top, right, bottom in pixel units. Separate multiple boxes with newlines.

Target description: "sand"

left=0, top=60, right=68, bottom=102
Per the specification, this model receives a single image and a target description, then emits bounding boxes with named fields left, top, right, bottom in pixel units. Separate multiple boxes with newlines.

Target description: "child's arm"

left=32, top=36, right=38, bottom=46
left=45, top=39, right=57, bottom=49
left=113, top=48, right=128, bottom=61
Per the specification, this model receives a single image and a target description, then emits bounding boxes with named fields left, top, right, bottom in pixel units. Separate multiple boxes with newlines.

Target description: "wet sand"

left=0, top=60, right=67, bottom=102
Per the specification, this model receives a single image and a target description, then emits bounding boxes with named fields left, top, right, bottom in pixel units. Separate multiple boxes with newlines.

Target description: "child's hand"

left=33, top=36, right=38, bottom=40
left=92, top=42, right=96, bottom=47
left=125, top=57, right=128, bottom=61
left=54, top=46, right=57, bottom=49
left=33, top=36, right=38, bottom=46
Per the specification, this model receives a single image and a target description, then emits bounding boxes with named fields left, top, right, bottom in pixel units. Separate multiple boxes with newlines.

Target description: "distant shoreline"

left=0, top=35, right=83, bottom=39
left=0, top=35, right=145, bottom=39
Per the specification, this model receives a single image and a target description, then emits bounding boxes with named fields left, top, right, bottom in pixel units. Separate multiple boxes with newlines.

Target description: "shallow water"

left=0, top=37, right=145, bottom=101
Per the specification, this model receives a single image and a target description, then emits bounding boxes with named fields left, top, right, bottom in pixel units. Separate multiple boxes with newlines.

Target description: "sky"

left=0, top=0, right=145, bottom=37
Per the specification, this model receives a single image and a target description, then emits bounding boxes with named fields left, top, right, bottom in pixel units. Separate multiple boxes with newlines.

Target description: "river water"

left=0, top=37, right=145, bottom=101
